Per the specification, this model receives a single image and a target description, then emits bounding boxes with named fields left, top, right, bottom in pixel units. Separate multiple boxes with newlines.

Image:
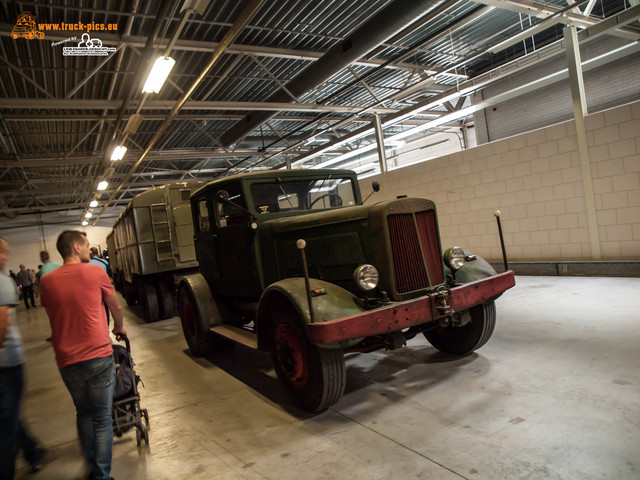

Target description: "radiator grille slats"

left=388, top=211, right=443, bottom=294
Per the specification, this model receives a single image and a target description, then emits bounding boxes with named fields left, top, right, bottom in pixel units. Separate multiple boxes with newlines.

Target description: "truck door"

left=193, top=195, right=219, bottom=288
left=212, top=184, right=260, bottom=298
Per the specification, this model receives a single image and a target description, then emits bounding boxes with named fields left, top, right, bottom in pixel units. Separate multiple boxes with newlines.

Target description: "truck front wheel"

left=424, top=300, right=496, bottom=355
left=178, top=286, right=214, bottom=357
left=270, top=314, right=345, bottom=412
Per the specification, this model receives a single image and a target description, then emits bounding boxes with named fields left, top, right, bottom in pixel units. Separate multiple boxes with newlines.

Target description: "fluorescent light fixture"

left=111, top=145, right=127, bottom=161
left=82, top=220, right=89, bottom=226
left=89, top=200, right=98, bottom=208
left=84, top=212, right=92, bottom=219
left=97, top=181, right=108, bottom=191
left=142, top=56, right=176, bottom=93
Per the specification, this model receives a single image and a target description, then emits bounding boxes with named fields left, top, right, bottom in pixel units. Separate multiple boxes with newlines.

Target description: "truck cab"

left=179, top=169, right=515, bottom=412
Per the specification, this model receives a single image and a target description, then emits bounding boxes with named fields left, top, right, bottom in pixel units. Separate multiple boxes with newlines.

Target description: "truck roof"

left=191, top=168, right=357, bottom=197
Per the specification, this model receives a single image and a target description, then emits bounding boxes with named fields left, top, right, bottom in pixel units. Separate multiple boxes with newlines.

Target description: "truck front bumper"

left=307, top=270, right=515, bottom=344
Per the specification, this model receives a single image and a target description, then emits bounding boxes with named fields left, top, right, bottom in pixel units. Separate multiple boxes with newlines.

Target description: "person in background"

left=9, top=270, right=17, bottom=284
left=39, top=252, right=60, bottom=342
left=0, top=237, right=45, bottom=479
left=28, top=269, right=38, bottom=298
left=15, top=265, right=35, bottom=309
left=89, top=248, right=111, bottom=326
left=39, top=251, right=60, bottom=277
left=40, top=231, right=126, bottom=480
left=34, top=265, right=43, bottom=291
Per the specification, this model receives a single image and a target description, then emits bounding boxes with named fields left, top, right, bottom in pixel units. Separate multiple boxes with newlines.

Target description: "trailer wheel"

left=156, top=280, right=174, bottom=319
left=424, top=300, right=496, bottom=355
left=140, top=281, right=160, bottom=323
left=178, top=285, right=214, bottom=357
left=270, top=311, right=345, bottom=412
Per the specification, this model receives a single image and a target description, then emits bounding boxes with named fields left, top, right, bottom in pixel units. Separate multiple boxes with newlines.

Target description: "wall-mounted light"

left=89, top=200, right=98, bottom=208
left=97, top=181, right=108, bottom=191
left=142, top=56, right=176, bottom=94
left=111, top=145, right=127, bottom=161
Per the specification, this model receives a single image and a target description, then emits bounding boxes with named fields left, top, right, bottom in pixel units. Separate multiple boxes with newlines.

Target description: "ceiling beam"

left=0, top=98, right=401, bottom=115
left=0, top=24, right=428, bottom=73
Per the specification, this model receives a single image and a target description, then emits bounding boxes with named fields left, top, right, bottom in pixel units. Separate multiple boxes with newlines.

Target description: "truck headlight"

left=353, top=264, right=379, bottom=291
left=443, top=247, right=465, bottom=271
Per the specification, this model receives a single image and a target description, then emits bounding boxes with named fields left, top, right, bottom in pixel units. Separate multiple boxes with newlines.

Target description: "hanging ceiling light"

left=111, top=145, right=127, bottom=161
left=82, top=220, right=89, bottom=226
left=142, top=56, right=176, bottom=94
left=89, top=200, right=99, bottom=208
left=97, top=181, right=108, bottom=191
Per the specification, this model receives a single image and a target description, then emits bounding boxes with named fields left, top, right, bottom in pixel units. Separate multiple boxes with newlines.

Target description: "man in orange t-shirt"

left=40, top=231, right=126, bottom=480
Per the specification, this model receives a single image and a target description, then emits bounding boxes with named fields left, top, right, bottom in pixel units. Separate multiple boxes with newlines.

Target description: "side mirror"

left=215, top=190, right=229, bottom=202
left=363, top=181, right=381, bottom=204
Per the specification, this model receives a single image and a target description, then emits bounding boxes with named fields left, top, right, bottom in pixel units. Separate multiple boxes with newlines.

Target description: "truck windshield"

left=251, top=177, right=357, bottom=215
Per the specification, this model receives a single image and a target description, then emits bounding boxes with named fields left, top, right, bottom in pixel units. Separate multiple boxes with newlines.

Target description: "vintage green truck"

left=178, top=169, right=515, bottom=412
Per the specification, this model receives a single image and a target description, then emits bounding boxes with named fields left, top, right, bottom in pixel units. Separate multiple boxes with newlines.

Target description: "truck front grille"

left=388, top=211, right=444, bottom=294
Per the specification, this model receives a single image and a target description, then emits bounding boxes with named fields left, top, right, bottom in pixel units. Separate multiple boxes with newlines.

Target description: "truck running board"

left=210, top=324, right=258, bottom=349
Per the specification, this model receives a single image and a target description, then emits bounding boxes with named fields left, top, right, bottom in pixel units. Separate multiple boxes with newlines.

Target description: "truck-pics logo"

left=11, top=11, right=44, bottom=39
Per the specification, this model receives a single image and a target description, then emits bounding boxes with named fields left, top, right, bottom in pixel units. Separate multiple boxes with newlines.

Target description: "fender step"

left=210, top=324, right=258, bottom=349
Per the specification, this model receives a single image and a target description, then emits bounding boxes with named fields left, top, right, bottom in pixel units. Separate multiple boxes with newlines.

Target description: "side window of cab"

left=196, top=197, right=209, bottom=232
left=215, top=183, right=246, bottom=227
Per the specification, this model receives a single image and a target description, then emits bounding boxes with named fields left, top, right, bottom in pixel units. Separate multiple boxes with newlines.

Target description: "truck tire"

left=123, top=282, right=137, bottom=306
left=270, top=312, right=346, bottom=412
left=156, top=280, right=174, bottom=319
left=140, top=281, right=160, bottom=323
left=178, top=285, right=214, bottom=357
left=424, top=300, right=496, bottom=355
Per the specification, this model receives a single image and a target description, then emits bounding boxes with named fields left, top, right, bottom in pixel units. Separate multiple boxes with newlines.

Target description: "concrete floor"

left=13, top=275, right=640, bottom=480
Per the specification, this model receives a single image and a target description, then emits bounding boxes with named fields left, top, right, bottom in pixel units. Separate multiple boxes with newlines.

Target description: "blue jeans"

left=60, top=355, right=115, bottom=480
left=0, top=364, right=23, bottom=480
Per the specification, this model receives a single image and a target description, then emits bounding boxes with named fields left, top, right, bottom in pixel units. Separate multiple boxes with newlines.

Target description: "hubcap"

left=275, top=323, right=308, bottom=388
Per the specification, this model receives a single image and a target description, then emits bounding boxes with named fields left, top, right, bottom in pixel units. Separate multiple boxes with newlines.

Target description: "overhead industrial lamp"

left=111, top=145, right=127, bottom=161
left=142, top=56, right=176, bottom=93
left=89, top=200, right=98, bottom=208
left=82, top=220, right=89, bottom=226
left=85, top=212, right=92, bottom=219
left=97, top=181, right=108, bottom=191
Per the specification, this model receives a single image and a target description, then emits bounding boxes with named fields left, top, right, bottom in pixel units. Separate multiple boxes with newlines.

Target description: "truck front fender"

left=178, top=272, right=223, bottom=332
left=447, top=249, right=498, bottom=285
left=257, top=278, right=367, bottom=351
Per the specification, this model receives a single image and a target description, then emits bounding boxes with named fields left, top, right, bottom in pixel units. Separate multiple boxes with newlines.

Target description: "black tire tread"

left=424, top=300, right=496, bottom=355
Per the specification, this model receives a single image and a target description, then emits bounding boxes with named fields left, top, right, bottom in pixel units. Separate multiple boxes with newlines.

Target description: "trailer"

left=108, top=181, right=204, bottom=322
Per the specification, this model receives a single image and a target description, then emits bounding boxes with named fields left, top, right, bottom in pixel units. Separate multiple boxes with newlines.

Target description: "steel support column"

left=564, top=25, right=601, bottom=260
left=373, top=114, right=387, bottom=174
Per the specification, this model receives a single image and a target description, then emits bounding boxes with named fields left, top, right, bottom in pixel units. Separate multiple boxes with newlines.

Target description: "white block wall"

left=360, top=100, right=640, bottom=262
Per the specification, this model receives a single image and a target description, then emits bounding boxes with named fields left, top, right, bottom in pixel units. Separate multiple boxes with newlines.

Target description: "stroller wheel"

left=144, top=429, right=150, bottom=445
left=136, top=428, right=142, bottom=446
left=142, top=408, right=150, bottom=428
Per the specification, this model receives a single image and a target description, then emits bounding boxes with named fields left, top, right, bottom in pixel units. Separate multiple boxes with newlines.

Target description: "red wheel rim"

left=274, top=323, right=308, bottom=389
left=181, top=299, right=195, bottom=339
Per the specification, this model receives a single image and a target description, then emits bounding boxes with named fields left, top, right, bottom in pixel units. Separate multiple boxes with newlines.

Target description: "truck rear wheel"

left=178, top=285, right=214, bottom=357
left=140, top=281, right=160, bottom=323
left=424, top=300, right=496, bottom=355
left=270, top=313, right=345, bottom=412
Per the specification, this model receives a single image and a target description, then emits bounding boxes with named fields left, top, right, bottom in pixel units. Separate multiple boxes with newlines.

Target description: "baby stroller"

left=112, top=334, right=150, bottom=446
